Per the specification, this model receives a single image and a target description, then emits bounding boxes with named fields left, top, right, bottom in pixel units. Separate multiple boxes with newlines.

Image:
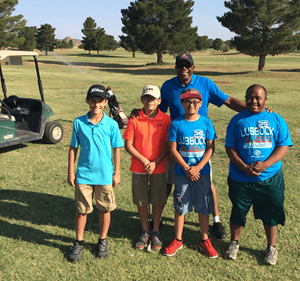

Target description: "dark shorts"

left=228, top=169, right=285, bottom=227
left=174, top=174, right=214, bottom=216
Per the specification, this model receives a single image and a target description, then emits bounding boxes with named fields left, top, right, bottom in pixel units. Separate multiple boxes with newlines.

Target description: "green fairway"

left=0, top=48, right=299, bottom=281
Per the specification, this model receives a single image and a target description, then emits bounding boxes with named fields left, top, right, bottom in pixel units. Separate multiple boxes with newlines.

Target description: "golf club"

left=146, top=175, right=151, bottom=253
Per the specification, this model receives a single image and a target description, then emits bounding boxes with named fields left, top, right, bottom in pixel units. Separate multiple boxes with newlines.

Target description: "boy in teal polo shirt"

left=68, top=84, right=124, bottom=262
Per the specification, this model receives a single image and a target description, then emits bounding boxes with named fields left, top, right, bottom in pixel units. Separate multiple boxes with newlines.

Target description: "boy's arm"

left=67, top=146, right=78, bottom=187
left=186, top=140, right=215, bottom=181
left=251, top=146, right=289, bottom=173
left=225, top=147, right=260, bottom=177
left=125, top=139, right=150, bottom=169
left=112, top=147, right=121, bottom=188
left=145, top=141, right=169, bottom=175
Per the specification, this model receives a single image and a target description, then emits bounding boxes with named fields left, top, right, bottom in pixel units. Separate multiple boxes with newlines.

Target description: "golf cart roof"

left=0, top=50, right=39, bottom=60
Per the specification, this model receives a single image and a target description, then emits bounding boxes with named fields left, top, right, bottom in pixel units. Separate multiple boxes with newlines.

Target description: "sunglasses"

left=176, top=62, right=192, bottom=69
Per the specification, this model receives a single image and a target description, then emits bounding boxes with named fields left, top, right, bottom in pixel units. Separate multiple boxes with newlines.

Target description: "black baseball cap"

left=86, top=85, right=109, bottom=99
left=175, top=53, right=194, bottom=66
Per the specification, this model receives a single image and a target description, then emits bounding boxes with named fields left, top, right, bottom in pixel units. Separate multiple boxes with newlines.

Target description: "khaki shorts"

left=132, top=173, right=167, bottom=207
left=75, top=183, right=116, bottom=214
left=166, top=159, right=213, bottom=184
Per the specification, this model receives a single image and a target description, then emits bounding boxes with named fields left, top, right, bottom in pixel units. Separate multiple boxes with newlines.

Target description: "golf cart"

left=0, top=50, right=63, bottom=148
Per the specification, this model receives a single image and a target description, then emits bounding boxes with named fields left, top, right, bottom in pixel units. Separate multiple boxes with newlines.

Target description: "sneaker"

left=69, top=241, right=84, bottom=262
left=151, top=231, right=162, bottom=250
left=264, top=246, right=277, bottom=265
left=135, top=231, right=150, bottom=250
left=225, top=240, right=239, bottom=260
left=212, top=222, right=227, bottom=239
left=164, top=238, right=183, bottom=257
left=97, top=238, right=109, bottom=259
left=199, top=238, right=218, bottom=259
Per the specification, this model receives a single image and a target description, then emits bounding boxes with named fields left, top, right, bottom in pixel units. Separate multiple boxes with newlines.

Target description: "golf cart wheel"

left=43, top=121, right=63, bottom=144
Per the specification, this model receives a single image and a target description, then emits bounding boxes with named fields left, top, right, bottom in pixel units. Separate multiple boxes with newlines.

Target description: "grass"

left=0, top=48, right=299, bottom=281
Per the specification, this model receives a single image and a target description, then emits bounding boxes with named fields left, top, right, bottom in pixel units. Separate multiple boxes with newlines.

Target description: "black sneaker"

left=97, top=238, right=109, bottom=259
left=136, top=231, right=150, bottom=250
left=151, top=231, right=162, bottom=250
left=212, top=222, right=227, bottom=239
left=69, top=241, right=84, bottom=262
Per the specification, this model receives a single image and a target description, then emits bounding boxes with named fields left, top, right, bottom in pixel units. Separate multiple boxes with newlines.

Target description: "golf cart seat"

left=0, top=106, right=15, bottom=121
left=0, top=113, right=15, bottom=121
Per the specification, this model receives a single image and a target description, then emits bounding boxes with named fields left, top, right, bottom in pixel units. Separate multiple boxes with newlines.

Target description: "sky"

left=12, top=0, right=236, bottom=41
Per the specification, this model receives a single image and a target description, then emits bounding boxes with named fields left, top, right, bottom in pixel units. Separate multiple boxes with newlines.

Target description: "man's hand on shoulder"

left=130, top=108, right=141, bottom=119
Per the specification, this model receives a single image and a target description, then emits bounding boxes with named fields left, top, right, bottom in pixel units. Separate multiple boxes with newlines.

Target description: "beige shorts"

left=166, top=159, right=213, bottom=184
left=75, top=183, right=116, bottom=214
left=132, top=173, right=167, bottom=207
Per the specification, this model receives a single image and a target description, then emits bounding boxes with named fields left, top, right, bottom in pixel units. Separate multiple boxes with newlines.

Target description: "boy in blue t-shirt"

left=164, top=88, right=218, bottom=259
left=67, top=85, right=124, bottom=262
left=225, top=84, right=293, bottom=265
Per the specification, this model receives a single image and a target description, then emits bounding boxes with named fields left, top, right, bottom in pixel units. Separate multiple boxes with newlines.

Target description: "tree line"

left=1, top=0, right=300, bottom=70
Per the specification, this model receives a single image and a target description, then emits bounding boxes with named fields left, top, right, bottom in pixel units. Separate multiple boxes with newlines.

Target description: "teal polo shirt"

left=70, top=112, right=124, bottom=185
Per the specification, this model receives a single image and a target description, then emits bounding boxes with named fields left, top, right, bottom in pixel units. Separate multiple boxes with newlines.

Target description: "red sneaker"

left=164, top=238, right=183, bottom=257
left=199, top=238, right=218, bottom=259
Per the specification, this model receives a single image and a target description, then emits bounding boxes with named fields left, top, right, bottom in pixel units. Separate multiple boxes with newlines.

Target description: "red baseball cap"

left=181, top=88, right=202, bottom=100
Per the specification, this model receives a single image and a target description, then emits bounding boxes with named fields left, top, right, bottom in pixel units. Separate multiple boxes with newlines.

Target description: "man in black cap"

left=160, top=53, right=247, bottom=239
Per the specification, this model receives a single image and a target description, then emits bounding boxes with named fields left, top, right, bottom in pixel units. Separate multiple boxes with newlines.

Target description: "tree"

left=195, top=35, right=211, bottom=51
left=217, top=0, right=300, bottom=71
left=104, top=35, right=118, bottom=51
left=225, top=39, right=234, bottom=49
left=68, top=39, right=74, bottom=48
left=119, top=34, right=139, bottom=57
left=81, top=17, right=97, bottom=55
left=213, top=38, right=223, bottom=52
left=221, top=43, right=230, bottom=53
left=94, top=27, right=107, bottom=54
left=121, top=0, right=198, bottom=63
left=36, top=24, right=56, bottom=55
left=18, top=26, right=37, bottom=51
left=0, top=0, right=26, bottom=49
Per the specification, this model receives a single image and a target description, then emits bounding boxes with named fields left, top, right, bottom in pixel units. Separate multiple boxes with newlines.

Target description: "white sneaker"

left=225, top=240, right=239, bottom=260
left=264, top=246, right=277, bottom=265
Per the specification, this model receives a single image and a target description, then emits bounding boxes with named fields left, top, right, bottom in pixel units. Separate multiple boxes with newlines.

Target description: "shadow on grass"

left=38, top=60, right=146, bottom=69
left=37, top=59, right=250, bottom=77
left=0, top=143, right=27, bottom=153
left=0, top=189, right=266, bottom=263
left=0, top=190, right=140, bottom=257
left=269, top=69, right=300, bottom=73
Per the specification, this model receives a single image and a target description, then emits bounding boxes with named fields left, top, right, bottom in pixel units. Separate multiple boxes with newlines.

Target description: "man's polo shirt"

left=70, top=112, right=124, bottom=185
left=123, top=108, right=171, bottom=174
left=160, top=74, right=229, bottom=120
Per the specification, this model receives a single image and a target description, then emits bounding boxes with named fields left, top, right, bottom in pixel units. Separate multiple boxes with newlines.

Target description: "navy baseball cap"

left=176, top=53, right=194, bottom=65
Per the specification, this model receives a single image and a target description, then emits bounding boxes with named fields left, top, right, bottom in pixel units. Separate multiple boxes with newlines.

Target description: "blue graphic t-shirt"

left=225, top=110, right=293, bottom=182
left=168, top=115, right=217, bottom=175
left=160, top=74, right=229, bottom=120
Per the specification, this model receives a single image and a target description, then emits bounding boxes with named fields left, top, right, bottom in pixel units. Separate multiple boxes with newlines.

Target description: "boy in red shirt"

left=123, top=85, right=171, bottom=251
